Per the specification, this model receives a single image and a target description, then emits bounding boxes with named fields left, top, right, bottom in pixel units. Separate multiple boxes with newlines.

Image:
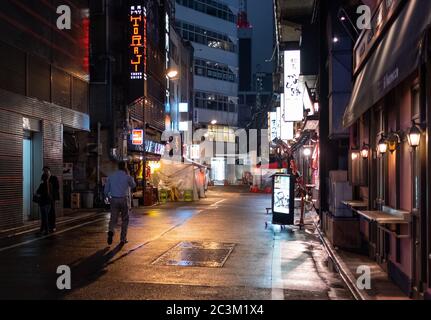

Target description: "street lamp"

left=211, top=119, right=218, bottom=125
left=408, top=121, right=422, bottom=149
left=166, top=68, right=179, bottom=79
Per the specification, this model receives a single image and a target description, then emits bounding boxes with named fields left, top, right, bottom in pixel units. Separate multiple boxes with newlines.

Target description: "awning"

left=343, top=0, right=431, bottom=128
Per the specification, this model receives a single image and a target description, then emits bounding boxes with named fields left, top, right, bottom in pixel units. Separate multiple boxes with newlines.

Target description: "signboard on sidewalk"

left=272, top=174, right=295, bottom=225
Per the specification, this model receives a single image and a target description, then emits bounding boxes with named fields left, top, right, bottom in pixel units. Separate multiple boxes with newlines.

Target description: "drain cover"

left=152, top=241, right=236, bottom=268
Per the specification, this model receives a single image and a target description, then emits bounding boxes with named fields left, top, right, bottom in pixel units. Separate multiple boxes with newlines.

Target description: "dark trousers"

left=40, top=204, right=51, bottom=233
left=48, top=201, right=56, bottom=231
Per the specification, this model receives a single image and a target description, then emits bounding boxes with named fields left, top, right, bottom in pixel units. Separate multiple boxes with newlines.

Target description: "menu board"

left=272, top=174, right=295, bottom=225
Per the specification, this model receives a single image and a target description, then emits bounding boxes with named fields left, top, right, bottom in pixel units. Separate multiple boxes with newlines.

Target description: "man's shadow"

left=51, top=243, right=125, bottom=299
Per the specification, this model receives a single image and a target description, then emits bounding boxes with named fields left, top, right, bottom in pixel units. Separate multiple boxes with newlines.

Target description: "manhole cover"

left=152, top=241, right=236, bottom=268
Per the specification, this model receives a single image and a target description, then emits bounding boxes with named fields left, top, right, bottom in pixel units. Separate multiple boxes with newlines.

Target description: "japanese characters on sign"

left=284, top=50, right=303, bottom=121
left=132, top=129, right=144, bottom=145
left=129, top=5, right=147, bottom=80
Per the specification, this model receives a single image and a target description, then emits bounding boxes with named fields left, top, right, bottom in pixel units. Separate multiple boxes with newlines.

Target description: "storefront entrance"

left=22, top=131, right=43, bottom=222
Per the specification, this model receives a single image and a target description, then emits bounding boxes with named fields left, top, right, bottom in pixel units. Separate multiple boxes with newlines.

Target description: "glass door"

left=23, top=136, right=32, bottom=222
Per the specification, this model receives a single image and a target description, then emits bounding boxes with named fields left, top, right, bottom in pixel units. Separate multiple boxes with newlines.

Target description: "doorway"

left=22, top=135, right=32, bottom=221
left=22, top=130, right=43, bottom=222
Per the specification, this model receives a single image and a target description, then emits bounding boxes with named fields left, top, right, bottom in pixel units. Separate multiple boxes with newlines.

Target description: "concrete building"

left=174, top=0, right=240, bottom=184
left=0, top=0, right=90, bottom=229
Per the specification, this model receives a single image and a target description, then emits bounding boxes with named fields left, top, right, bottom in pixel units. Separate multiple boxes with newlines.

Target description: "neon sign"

left=129, top=5, right=147, bottom=80
left=132, top=129, right=144, bottom=145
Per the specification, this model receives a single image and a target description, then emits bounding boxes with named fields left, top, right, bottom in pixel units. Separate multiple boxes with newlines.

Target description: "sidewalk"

left=0, top=209, right=106, bottom=240
left=314, top=217, right=411, bottom=300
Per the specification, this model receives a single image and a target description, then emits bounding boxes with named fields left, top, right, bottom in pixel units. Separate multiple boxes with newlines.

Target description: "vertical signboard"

left=284, top=50, right=303, bottom=121
left=269, top=111, right=278, bottom=142
left=280, top=121, right=294, bottom=141
left=280, top=93, right=294, bottom=141
left=128, top=4, right=147, bottom=103
left=272, top=174, right=295, bottom=225
left=129, top=5, right=147, bottom=80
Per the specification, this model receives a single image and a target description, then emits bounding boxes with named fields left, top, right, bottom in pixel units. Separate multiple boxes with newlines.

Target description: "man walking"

left=104, top=161, right=136, bottom=245
left=42, top=167, right=60, bottom=233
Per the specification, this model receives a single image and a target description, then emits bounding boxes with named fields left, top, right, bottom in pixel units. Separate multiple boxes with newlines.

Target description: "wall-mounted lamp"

left=378, top=135, right=388, bottom=155
left=387, top=131, right=402, bottom=154
left=360, top=143, right=370, bottom=159
left=407, top=120, right=422, bottom=149
left=351, top=150, right=360, bottom=161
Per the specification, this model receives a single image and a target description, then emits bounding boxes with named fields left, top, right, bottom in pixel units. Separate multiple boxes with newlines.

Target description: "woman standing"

left=36, top=174, right=53, bottom=235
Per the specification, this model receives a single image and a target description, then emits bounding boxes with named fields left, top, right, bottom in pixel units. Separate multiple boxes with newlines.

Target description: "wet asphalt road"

left=0, top=187, right=353, bottom=300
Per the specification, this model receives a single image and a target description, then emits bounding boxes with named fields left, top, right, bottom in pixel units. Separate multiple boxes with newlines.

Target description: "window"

left=207, top=125, right=236, bottom=143
left=194, top=91, right=237, bottom=113
left=176, top=0, right=236, bottom=23
left=194, top=58, right=236, bottom=82
left=175, top=20, right=236, bottom=53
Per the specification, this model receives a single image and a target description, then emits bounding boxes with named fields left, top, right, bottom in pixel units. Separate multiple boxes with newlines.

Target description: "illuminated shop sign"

left=129, top=131, right=166, bottom=155
left=145, top=141, right=165, bottom=155
left=280, top=93, right=294, bottom=141
left=284, top=50, right=303, bottom=121
left=129, top=5, right=147, bottom=80
left=132, top=129, right=144, bottom=145
left=269, top=107, right=281, bottom=142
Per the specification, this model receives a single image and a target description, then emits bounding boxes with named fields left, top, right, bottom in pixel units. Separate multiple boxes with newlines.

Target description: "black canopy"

left=343, top=0, right=431, bottom=128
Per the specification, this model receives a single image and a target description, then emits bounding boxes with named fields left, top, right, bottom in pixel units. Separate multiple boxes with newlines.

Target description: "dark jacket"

left=37, top=182, right=53, bottom=207
left=49, top=176, right=60, bottom=201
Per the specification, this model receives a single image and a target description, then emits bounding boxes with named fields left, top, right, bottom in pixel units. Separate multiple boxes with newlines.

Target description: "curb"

left=313, top=219, right=370, bottom=301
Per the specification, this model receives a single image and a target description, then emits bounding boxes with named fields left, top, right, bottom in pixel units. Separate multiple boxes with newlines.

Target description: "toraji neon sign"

left=129, top=5, right=147, bottom=80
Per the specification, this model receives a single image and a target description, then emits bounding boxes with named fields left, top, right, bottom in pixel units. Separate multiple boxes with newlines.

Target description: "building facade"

left=343, top=0, right=431, bottom=298
left=167, top=26, right=194, bottom=147
left=0, top=0, right=90, bottom=228
left=89, top=0, right=173, bottom=205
